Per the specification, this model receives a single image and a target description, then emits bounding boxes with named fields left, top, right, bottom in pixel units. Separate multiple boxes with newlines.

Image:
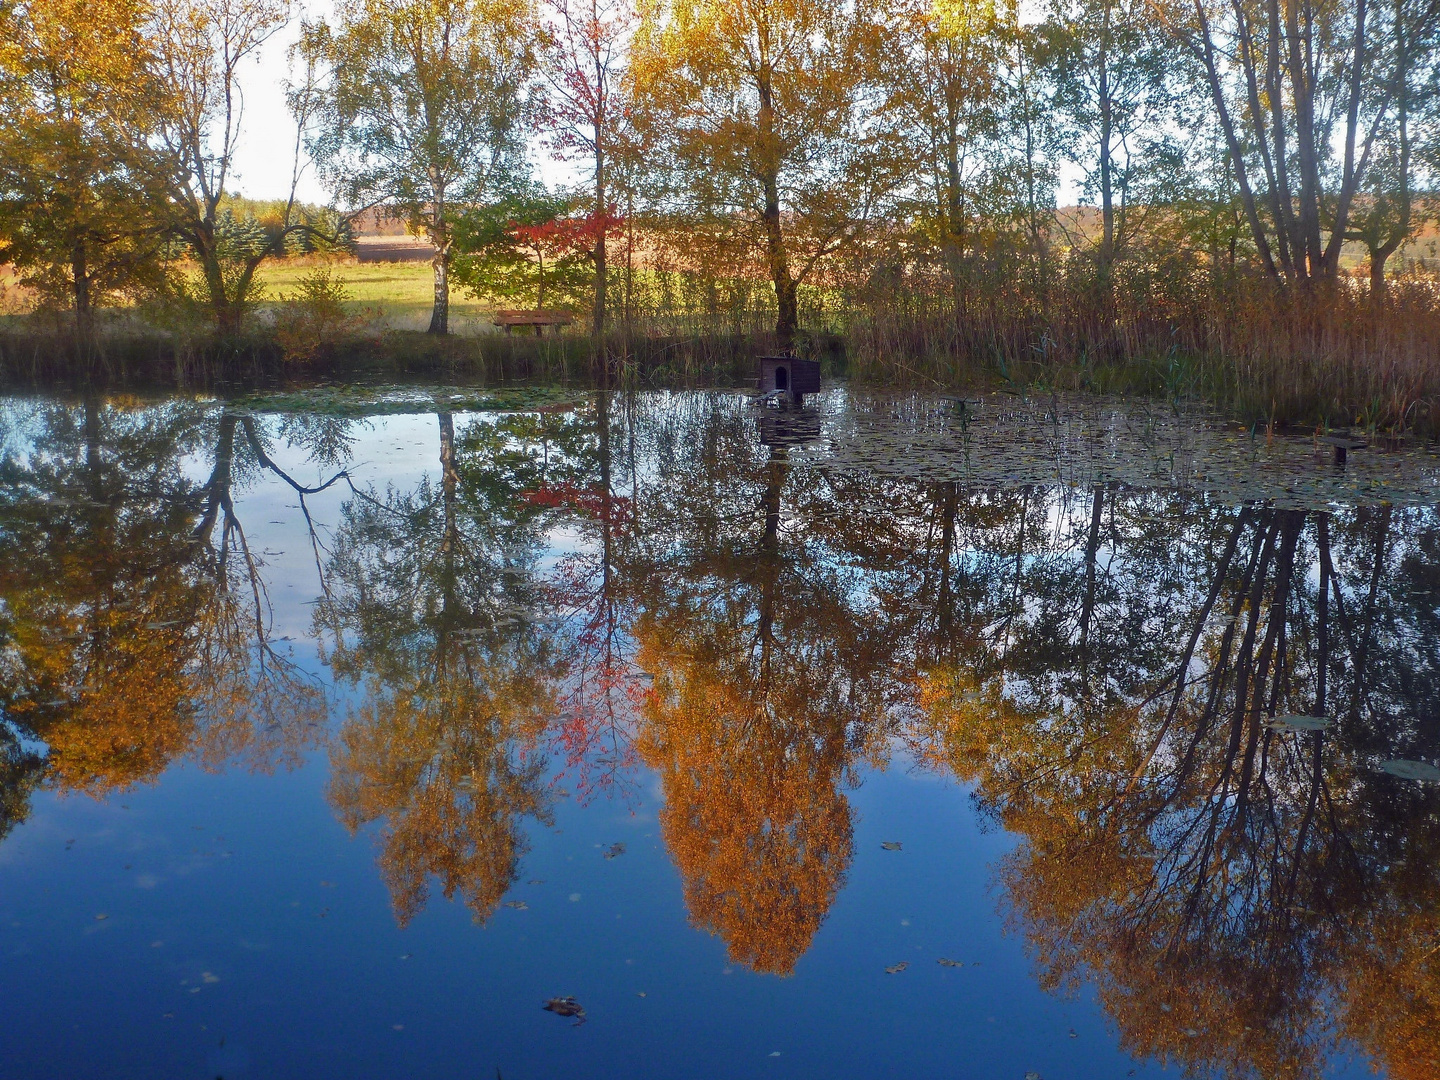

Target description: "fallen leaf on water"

left=543, top=996, right=586, bottom=1025
left=880, top=841, right=903, bottom=851
left=1381, top=759, right=1440, bottom=781
left=94, top=913, right=108, bottom=921
left=937, top=958, right=964, bottom=967
left=528, top=879, right=545, bottom=885
left=504, top=901, right=528, bottom=910
left=885, top=962, right=909, bottom=974
left=603, top=843, right=626, bottom=859
left=636, top=992, right=647, bottom=998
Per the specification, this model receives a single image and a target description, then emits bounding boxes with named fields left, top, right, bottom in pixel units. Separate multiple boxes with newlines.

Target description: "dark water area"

left=1, top=385, right=1438, bottom=1080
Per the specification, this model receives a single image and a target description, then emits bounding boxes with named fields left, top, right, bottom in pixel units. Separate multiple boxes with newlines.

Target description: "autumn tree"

left=1345, top=0, right=1440, bottom=301
left=631, top=0, right=891, bottom=344
left=538, top=0, right=637, bottom=338
left=1157, top=0, right=1439, bottom=286
left=1042, top=0, right=1172, bottom=284
left=147, top=0, right=339, bottom=334
left=873, top=0, right=1008, bottom=308
left=0, top=0, right=173, bottom=328
left=300, top=0, right=537, bottom=334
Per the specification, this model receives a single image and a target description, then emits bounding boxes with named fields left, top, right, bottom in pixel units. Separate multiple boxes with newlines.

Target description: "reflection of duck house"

left=759, top=407, right=822, bottom=448
left=758, top=356, right=821, bottom=404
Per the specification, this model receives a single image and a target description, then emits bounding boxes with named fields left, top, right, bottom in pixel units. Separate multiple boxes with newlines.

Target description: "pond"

left=1, top=384, right=1437, bottom=1080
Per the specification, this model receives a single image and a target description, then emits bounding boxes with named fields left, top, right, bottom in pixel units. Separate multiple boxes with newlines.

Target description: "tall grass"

left=4, top=249, right=1439, bottom=437
left=844, top=261, right=1440, bottom=436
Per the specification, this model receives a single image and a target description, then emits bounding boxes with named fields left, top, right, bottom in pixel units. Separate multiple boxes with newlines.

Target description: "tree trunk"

left=944, top=73, right=966, bottom=313
left=428, top=191, right=450, bottom=335
left=429, top=248, right=450, bottom=335
left=71, top=242, right=92, bottom=335
left=1097, top=0, right=1115, bottom=283
left=1369, top=248, right=1393, bottom=303
left=594, top=137, right=608, bottom=340
left=756, top=72, right=798, bottom=346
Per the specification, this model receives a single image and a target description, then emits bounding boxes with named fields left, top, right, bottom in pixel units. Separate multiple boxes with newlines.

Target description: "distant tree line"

left=3, top=0, right=1439, bottom=361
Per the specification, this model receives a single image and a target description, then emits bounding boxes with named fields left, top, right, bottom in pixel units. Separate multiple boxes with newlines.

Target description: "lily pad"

left=1266, top=715, right=1332, bottom=733
left=1380, top=759, right=1440, bottom=781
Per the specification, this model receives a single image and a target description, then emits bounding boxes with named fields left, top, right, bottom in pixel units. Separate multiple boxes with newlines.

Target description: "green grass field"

left=257, top=259, right=498, bottom=333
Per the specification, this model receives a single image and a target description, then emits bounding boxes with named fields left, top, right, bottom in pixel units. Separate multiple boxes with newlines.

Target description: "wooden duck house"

left=758, top=356, right=821, bottom=404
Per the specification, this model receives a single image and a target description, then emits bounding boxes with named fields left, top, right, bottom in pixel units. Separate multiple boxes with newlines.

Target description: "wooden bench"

left=493, top=310, right=575, bottom=335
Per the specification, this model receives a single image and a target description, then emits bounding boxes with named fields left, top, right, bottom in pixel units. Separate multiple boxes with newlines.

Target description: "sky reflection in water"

left=0, top=387, right=1437, bottom=1080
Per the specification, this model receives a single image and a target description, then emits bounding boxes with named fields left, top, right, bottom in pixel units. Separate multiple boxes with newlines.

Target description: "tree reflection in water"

left=2, top=391, right=1438, bottom=1079
left=0, top=399, right=329, bottom=810
left=916, top=493, right=1440, bottom=1080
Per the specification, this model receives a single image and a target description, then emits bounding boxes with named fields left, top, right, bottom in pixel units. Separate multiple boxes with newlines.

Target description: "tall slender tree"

left=538, top=0, right=637, bottom=340
left=300, top=0, right=537, bottom=334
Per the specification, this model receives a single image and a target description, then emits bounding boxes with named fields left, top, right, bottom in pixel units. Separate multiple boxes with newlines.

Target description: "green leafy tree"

left=452, top=190, right=592, bottom=310
left=299, top=0, right=538, bottom=334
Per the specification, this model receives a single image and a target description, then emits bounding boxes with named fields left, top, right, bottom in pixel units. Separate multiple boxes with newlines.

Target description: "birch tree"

left=301, top=0, right=537, bottom=334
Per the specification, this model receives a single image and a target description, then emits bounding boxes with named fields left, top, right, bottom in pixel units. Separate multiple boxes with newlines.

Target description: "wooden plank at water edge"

left=493, top=310, right=576, bottom=335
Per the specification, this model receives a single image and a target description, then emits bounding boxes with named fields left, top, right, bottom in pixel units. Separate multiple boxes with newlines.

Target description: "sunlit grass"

left=256, top=258, right=496, bottom=332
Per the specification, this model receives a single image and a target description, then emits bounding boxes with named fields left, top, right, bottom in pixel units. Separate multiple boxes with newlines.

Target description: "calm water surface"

left=1, top=386, right=1437, bottom=1080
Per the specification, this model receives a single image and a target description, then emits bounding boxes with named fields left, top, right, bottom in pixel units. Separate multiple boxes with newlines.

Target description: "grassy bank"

left=3, top=259, right=1439, bottom=438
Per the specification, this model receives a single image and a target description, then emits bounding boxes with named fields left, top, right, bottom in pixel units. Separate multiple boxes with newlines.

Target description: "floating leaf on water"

left=1025, top=1073, right=1043, bottom=1080
left=528, top=879, right=545, bottom=885
left=635, top=992, right=647, bottom=998
left=885, top=962, right=909, bottom=974
left=1381, top=759, right=1440, bottom=781
left=1266, top=715, right=1332, bottom=733
left=937, top=958, right=964, bottom=968
left=880, top=841, right=903, bottom=851
left=504, top=901, right=528, bottom=910
left=603, top=843, right=626, bottom=859
left=543, top=996, right=586, bottom=1024
left=94, top=913, right=108, bottom=921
